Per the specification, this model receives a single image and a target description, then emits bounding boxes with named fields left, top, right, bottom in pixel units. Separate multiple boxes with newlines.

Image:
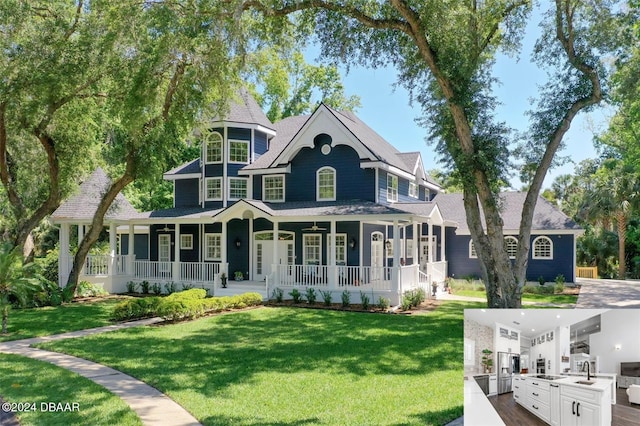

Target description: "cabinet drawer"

left=526, top=379, right=550, bottom=390
left=526, top=399, right=550, bottom=422
left=560, top=385, right=600, bottom=404
left=528, top=387, right=550, bottom=404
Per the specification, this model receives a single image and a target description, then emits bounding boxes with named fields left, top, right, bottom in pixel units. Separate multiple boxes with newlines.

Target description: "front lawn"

left=37, top=303, right=477, bottom=425
left=0, top=298, right=122, bottom=342
left=454, top=289, right=578, bottom=305
left=0, top=353, right=141, bottom=426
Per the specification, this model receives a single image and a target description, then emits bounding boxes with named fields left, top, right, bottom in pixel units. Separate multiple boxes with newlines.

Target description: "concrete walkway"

left=0, top=318, right=201, bottom=426
left=575, top=277, right=640, bottom=308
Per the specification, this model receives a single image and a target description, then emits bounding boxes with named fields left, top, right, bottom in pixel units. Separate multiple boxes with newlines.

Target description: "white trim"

left=387, top=173, right=398, bottom=203
left=158, top=234, right=171, bottom=263
left=375, top=168, right=379, bottom=204
left=204, top=233, right=222, bottom=261
left=204, top=177, right=223, bottom=201
left=163, top=173, right=201, bottom=181
left=228, top=177, right=249, bottom=201
left=532, top=235, right=553, bottom=260
left=208, top=121, right=276, bottom=137
left=204, top=131, right=224, bottom=164
left=504, top=236, right=518, bottom=259
left=237, top=165, right=291, bottom=176
left=469, top=240, right=477, bottom=259
left=316, top=166, right=336, bottom=202
left=228, top=139, right=250, bottom=164
left=180, top=234, right=193, bottom=250
left=327, top=233, right=347, bottom=264
left=360, top=161, right=414, bottom=181
left=262, top=174, right=285, bottom=202
left=453, top=229, right=584, bottom=236
left=303, top=233, right=322, bottom=265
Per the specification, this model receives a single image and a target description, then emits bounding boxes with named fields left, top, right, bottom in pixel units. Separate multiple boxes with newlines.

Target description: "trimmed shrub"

left=112, top=297, right=162, bottom=321
left=377, top=296, right=390, bottom=310
left=271, top=287, right=284, bottom=303
left=140, top=281, right=151, bottom=294
left=289, top=288, right=303, bottom=303
left=305, top=287, right=317, bottom=304
left=166, top=288, right=206, bottom=301
left=152, top=283, right=162, bottom=295
left=341, top=290, right=351, bottom=307
left=321, top=290, right=332, bottom=306
left=77, top=281, right=108, bottom=298
left=360, top=291, right=370, bottom=310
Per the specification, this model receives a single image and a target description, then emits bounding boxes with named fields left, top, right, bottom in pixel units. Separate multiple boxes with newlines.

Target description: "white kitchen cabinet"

left=549, top=383, right=560, bottom=426
left=513, top=376, right=524, bottom=403
left=464, top=338, right=476, bottom=366
left=525, top=377, right=551, bottom=423
left=489, top=375, right=497, bottom=395
left=494, top=322, right=521, bottom=354
left=560, top=383, right=610, bottom=426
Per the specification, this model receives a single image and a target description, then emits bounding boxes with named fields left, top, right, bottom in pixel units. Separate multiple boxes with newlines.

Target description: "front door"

left=254, top=232, right=294, bottom=281
left=420, top=236, right=437, bottom=272
left=158, top=234, right=171, bottom=273
left=371, top=232, right=384, bottom=281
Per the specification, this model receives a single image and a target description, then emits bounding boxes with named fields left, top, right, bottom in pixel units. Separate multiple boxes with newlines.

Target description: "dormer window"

left=387, top=174, right=398, bottom=202
left=317, top=167, right=336, bottom=201
left=409, top=182, right=418, bottom=198
left=205, top=131, right=223, bottom=163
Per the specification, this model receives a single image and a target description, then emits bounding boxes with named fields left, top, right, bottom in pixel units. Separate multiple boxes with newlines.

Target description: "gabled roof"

left=132, top=206, right=222, bottom=221
left=211, top=88, right=275, bottom=132
left=243, top=115, right=310, bottom=171
left=51, top=168, right=139, bottom=222
left=434, top=192, right=582, bottom=234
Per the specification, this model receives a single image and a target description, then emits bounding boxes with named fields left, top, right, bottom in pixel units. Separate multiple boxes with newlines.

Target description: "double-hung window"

left=204, top=234, right=221, bottom=261
left=304, top=234, right=322, bottom=265
left=317, top=167, right=336, bottom=201
left=180, top=234, right=193, bottom=250
left=263, top=175, right=285, bottom=202
left=205, top=131, right=223, bottom=163
left=228, top=178, right=248, bottom=200
left=205, top=177, right=222, bottom=201
left=229, top=140, right=249, bottom=164
left=327, top=234, right=347, bottom=264
left=387, top=174, right=398, bottom=202
left=409, top=182, right=418, bottom=198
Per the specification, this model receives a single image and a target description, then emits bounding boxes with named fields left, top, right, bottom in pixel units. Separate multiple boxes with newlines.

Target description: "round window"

left=321, top=144, right=331, bottom=155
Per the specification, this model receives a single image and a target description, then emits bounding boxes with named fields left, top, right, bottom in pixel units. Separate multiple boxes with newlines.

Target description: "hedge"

left=111, top=291, right=263, bottom=322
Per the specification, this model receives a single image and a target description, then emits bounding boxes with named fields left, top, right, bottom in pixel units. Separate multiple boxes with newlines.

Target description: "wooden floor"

left=488, top=388, right=640, bottom=426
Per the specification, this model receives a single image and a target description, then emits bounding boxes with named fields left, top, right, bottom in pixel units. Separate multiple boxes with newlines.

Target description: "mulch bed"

left=266, top=299, right=441, bottom=314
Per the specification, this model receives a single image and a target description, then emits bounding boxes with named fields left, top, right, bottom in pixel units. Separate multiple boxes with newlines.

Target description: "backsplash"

left=464, top=318, right=494, bottom=374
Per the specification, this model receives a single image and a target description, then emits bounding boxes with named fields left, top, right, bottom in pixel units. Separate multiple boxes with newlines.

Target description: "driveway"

left=575, top=278, right=640, bottom=308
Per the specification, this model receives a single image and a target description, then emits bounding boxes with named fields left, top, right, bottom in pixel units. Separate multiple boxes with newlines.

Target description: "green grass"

left=0, top=298, right=122, bottom=342
left=0, top=353, right=141, bottom=426
left=454, top=290, right=578, bottom=305
left=37, top=302, right=478, bottom=426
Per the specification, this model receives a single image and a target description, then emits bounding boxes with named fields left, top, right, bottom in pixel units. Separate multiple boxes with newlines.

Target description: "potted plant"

left=481, top=349, right=493, bottom=373
left=234, top=271, right=244, bottom=281
left=220, top=272, right=227, bottom=288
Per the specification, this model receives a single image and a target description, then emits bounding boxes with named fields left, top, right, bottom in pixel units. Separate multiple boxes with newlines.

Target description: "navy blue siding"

left=205, top=164, right=223, bottom=178
left=285, top=140, right=374, bottom=202
left=254, top=131, right=268, bottom=158
left=179, top=224, right=200, bottom=262
left=227, top=219, right=249, bottom=278
left=121, top=234, right=149, bottom=260
left=227, top=128, right=250, bottom=141
left=149, top=225, right=175, bottom=262
left=445, top=230, right=575, bottom=282
left=203, top=201, right=223, bottom=209
left=227, top=163, right=244, bottom=178
left=174, top=179, right=200, bottom=208
left=378, top=171, right=423, bottom=205
left=252, top=175, right=262, bottom=199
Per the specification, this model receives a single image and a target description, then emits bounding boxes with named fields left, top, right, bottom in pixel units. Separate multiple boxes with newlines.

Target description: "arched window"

left=317, top=167, right=336, bottom=201
left=469, top=240, right=477, bottom=259
left=205, top=131, right=223, bottom=163
left=504, top=236, right=518, bottom=259
left=532, top=236, right=553, bottom=260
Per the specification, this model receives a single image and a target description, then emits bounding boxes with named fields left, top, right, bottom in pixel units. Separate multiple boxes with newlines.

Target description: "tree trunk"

left=617, top=210, right=627, bottom=279
left=1, top=305, right=8, bottom=334
left=66, top=167, right=135, bottom=295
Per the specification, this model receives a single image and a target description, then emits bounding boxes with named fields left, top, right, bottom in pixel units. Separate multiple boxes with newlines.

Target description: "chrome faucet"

left=582, top=361, right=591, bottom=380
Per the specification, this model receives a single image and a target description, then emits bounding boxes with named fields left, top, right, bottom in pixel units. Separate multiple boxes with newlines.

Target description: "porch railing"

left=427, top=261, right=448, bottom=284
left=83, top=255, right=129, bottom=276
left=134, top=260, right=174, bottom=280
left=179, top=262, right=222, bottom=283
left=274, top=264, right=393, bottom=291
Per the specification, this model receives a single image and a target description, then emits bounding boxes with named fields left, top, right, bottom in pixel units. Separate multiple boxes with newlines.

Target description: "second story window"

left=205, top=131, right=223, bottom=163
left=409, top=182, right=418, bottom=198
left=317, top=167, right=336, bottom=201
left=387, top=174, right=398, bottom=202
left=229, top=140, right=249, bottom=164
left=263, top=175, right=285, bottom=202
left=205, top=177, right=222, bottom=201
left=228, top=177, right=248, bottom=200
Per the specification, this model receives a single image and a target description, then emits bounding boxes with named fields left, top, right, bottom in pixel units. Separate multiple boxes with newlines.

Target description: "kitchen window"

left=228, top=178, right=248, bottom=200
left=229, top=140, right=249, bottom=164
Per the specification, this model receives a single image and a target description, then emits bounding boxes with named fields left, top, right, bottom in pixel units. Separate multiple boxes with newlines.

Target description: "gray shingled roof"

left=132, top=206, right=222, bottom=220
left=164, top=159, right=200, bottom=177
left=244, top=115, right=310, bottom=170
left=212, top=88, right=274, bottom=131
left=433, top=192, right=582, bottom=233
left=217, top=199, right=413, bottom=218
left=51, top=168, right=139, bottom=222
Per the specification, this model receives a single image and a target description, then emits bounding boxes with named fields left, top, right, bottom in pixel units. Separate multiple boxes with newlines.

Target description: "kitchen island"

left=516, top=374, right=612, bottom=425
left=464, top=375, right=506, bottom=426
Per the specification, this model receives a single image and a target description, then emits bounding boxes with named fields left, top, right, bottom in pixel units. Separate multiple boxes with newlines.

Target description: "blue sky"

left=312, top=6, right=613, bottom=190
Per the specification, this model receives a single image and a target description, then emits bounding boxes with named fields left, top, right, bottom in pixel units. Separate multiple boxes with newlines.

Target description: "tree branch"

left=63, top=0, right=84, bottom=41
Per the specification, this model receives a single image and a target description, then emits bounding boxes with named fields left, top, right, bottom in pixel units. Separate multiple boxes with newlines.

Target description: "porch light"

left=349, top=238, right=356, bottom=249
left=235, top=237, right=241, bottom=249
left=385, top=240, right=391, bottom=250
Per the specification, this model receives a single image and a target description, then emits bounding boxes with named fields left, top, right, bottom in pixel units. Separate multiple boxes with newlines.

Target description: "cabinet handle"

left=533, top=404, right=539, bottom=410
left=532, top=382, right=538, bottom=386
left=577, top=402, right=580, bottom=417
left=532, top=392, right=539, bottom=396
left=572, top=401, right=575, bottom=415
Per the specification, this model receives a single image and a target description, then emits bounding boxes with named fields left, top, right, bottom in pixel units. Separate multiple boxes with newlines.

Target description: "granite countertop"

left=521, top=374, right=612, bottom=392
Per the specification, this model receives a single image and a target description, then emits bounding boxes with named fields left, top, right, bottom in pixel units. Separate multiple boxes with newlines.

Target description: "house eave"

left=360, top=161, right=414, bottom=181
left=210, top=121, right=277, bottom=137
left=163, top=173, right=201, bottom=181
left=238, top=165, right=291, bottom=176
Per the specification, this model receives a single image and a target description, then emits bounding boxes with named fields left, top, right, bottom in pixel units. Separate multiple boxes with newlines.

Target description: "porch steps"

left=213, top=281, right=268, bottom=301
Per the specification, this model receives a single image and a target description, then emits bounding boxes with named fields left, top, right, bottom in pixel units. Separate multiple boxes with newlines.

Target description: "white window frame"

left=205, top=131, right=223, bottom=164
left=180, top=234, right=193, bottom=250
left=469, top=240, right=477, bottom=259
left=228, top=177, right=248, bottom=200
left=387, top=174, right=398, bottom=202
left=303, top=234, right=322, bottom=265
left=409, top=182, right=418, bottom=198
left=532, top=236, right=553, bottom=260
left=204, top=233, right=222, bottom=261
left=317, top=167, right=336, bottom=201
left=263, top=174, right=285, bottom=202
left=205, top=177, right=222, bottom=201
left=504, top=236, right=518, bottom=259
left=327, top=233, right=347, bottom=264
left=228, top=139, right=249, bottom=164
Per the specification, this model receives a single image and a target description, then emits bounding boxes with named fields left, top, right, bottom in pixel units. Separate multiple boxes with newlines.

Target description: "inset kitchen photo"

left=464, top=309, right=640, bottom=426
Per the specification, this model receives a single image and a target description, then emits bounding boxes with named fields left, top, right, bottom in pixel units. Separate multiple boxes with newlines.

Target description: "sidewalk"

left=0, top=318, right=201, bottom=426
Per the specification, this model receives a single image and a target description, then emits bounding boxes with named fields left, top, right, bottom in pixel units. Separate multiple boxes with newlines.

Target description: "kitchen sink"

left=576, top=380, right=596, bottom=385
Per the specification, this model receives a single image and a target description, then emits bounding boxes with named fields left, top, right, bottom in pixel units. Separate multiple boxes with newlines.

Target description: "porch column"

left=108, top=222, right=116, bottom=275
left=173, top=224, right=181, bottom=282
left=440, top=224, right=446, bottom=262
left=272, top=221, right=279, bottom=280
left=330, top=220, right=337, bottom=290
left=392, top=220, right=400, bottom=295
left=222, top=221, right=228, bottom=276
left=248, top=218, right=253, bottom=280
left=128, top=224, right=135, bottom=277
left=412, top=221, right=419, bottom=263
left=428, top=221, right=434, bottom=263
left=58, top=223, right=71, bottom=287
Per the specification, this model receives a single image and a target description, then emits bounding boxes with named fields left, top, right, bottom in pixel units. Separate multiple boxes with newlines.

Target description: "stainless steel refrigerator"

left=497, top=352, right=521, bottom=394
